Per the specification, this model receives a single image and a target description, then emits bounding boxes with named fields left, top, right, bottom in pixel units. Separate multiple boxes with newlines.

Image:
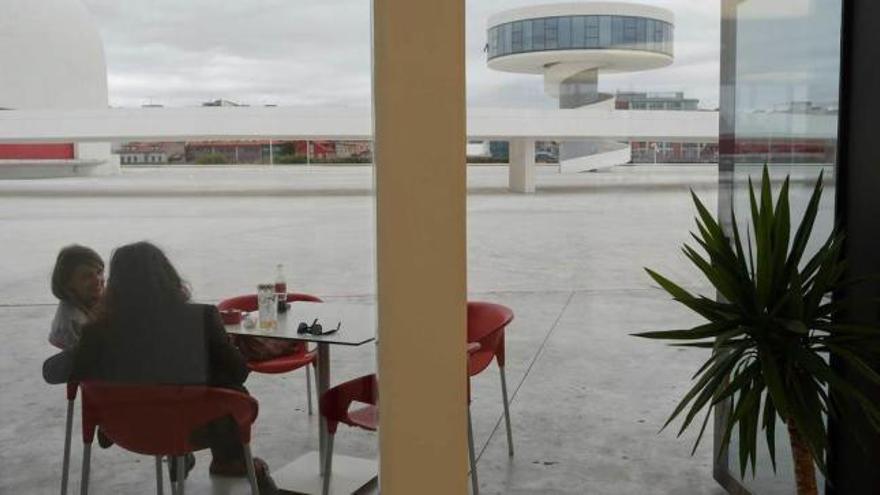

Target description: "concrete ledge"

left=0, top=158, right=104, bottom=179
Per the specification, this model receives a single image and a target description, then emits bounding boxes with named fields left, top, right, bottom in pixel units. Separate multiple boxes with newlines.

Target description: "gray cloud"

left=82, top=0, right=719, bottom=109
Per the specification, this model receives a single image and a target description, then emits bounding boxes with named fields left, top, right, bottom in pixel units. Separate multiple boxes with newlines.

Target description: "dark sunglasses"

left=297, top=318, right=340, bottom=336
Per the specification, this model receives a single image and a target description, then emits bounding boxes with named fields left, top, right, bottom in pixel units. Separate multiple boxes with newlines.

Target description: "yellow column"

left=373, top=0, right=468, bottom=493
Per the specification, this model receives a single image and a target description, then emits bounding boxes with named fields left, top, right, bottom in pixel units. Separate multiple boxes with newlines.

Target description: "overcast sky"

left=81, top=0, right=720, bottom=110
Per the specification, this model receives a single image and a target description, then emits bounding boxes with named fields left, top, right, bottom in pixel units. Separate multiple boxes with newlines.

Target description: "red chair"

left=319, top=374, right=481, bottom=495
left=79, top=382, right=261, bottom=495
left=467, top=301, right=515, bottom=495
left=467, top=302, right=514, bottom=453
left=319, top=374, right=377, bottom=495
left=218, top=293, right=321, bottom=414
left=318, top=303, right=513, bottom=495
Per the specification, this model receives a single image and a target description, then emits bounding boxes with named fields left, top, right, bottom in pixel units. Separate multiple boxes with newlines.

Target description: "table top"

left=225, top=301, right=376, bottom=346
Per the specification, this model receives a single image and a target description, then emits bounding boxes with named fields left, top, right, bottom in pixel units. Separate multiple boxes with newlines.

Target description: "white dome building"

left=0, top=0, right=117, bottom=177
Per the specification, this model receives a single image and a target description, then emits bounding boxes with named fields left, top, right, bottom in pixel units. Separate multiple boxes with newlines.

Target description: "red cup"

left=220, top=309, right=242, bottom=325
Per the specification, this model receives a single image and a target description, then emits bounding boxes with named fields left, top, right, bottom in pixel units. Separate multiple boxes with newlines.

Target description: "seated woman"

left=44, top=241, right=276, bottom=492
left=48, top=245, right=104, bottom=349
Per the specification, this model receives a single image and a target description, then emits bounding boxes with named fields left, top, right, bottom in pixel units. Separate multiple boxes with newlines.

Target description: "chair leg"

left=306, top=365, right=314, bottom=415
left=499, top=365, right=514, bottom=457
left=322, top=433, right=335, bottom=495
left=176, top=456, right=186, bottom=495
left=155, top=456, right=164, bottom=495
left=166, top=456, right=177, bottom=495
left=167, top=456, right=183, bottom=495
left=61, top=398, right=74, bottom=495
left=243, top=443, right=261, bottom=495
left=468, top=408, right=479, bottom=495
left=80, top=442, right=92, bottom=495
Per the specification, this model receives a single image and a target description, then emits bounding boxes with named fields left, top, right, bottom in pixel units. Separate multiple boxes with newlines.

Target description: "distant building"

left=766, top=100, right=837, bottom=115
left=186, top=140, right=269, bottom=163
left=293, top=141, right=334, bottom=160
left=117, top=143, right=167, bottom=164
left=630, top=141, right=718, bottom=163
left=615, top=91, right=700, bottom=111
left=614, top=91, right=715, bottom=163
left=489, top=141, right=509, bottom=161
left=182, top=140, right=372, bottom=164
left=117, top=142, right=185, bottom=164
left=333, top=141, right=372, bottom=159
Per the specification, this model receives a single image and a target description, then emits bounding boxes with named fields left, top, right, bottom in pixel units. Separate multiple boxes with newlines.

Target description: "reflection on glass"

left=719, top=0, right=841, bottom=493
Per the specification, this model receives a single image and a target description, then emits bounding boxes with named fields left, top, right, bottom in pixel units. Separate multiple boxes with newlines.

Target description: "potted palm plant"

left=634, top=167, right=880, bottom=494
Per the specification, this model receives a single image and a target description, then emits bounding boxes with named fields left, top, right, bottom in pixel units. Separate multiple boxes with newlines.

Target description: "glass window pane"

left=533, top=18, right=545, bottom=50
left=623, top=17, right=637, bottom=46
left=636, top=17, right=646, bottom=46
left=523, top=20, right=533, bottom=51
left=511, top=21, right=523, bottom=53
left=648, top=20, right=663, bottom=52
left=585, top=16, right=599, bottom=48
left=599, top=15, right=612, bottom=47
left=611, top=16, right=624, bottom=46
left=720, top=0, right=842, bottom=491
left=545, top=17, right=558, bottom=49
left=558, top=16, right=571, bottom=48
left=572, top=16, right=585, bottom=48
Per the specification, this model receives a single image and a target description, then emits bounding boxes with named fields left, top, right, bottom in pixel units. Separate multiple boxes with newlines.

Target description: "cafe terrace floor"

left=1, top=164, right=743, bottom=494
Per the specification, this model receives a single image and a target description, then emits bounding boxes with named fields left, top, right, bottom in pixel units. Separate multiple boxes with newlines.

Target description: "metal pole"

left=317, top=343, right=330, bottom=473
left=307, top=140, right=311, bottom=165
left=269, top=139, right=274, bottom=166
left=61, top=398, right=74, bottom=495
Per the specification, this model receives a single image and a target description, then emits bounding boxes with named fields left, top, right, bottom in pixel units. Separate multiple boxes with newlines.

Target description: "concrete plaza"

left=0, top=165, right=735, bottom=494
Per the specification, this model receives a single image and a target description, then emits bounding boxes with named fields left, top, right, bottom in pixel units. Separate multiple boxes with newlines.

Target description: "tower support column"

left=509, top=138, right=536, bottom=193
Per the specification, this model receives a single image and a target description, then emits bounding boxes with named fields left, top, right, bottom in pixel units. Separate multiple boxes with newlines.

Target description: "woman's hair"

left=51, top=245, right=104, bottom=303
left=98, top=241, right=191, bottom=325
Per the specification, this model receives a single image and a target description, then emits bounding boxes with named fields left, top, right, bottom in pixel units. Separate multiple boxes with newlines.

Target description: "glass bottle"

left=275, top=264, right=289, bottom=313
left=274, top=264, right=288, bottom=296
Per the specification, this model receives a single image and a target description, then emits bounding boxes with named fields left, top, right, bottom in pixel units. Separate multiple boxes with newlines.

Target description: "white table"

left=226, top=302, right=377, bottom=495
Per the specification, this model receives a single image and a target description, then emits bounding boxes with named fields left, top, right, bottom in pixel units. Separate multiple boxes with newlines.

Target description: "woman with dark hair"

left=45, top=241, right=276, bottom=492
left=49, top=245, right=104, bottom=349
left=73, top=241, right=215, bottom=385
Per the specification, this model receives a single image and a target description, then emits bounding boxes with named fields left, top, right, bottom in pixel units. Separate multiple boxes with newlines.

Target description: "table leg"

left=317, top=342, right=330, bottom=475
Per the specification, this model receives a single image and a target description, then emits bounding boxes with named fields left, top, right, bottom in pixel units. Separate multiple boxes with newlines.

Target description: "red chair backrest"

left=320, top=374, right=378, bottom=434
left=467, top=302, right=514, bottom=375
left=218, top=293, right=323, bottom=313
left=80, top=382, right=258, bottom=457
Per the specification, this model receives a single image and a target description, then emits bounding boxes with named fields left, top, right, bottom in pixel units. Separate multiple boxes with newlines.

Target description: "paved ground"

left=1, top=164, right=821, bottom=494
